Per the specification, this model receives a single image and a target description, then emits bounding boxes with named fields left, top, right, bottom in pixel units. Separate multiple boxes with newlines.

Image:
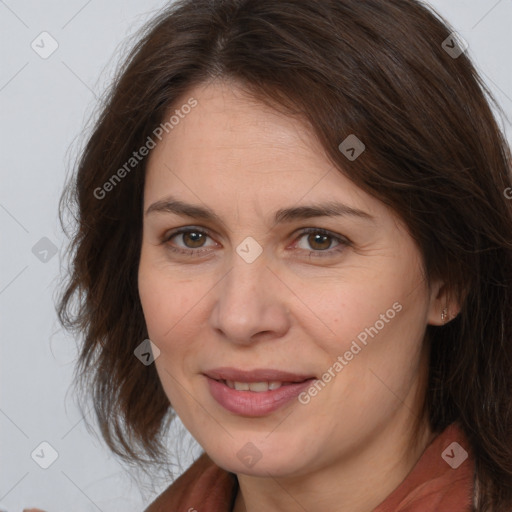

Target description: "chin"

left=205, top=443, right=309, bottom=478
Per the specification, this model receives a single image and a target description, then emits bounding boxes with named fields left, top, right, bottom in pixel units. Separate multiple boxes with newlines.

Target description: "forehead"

left=143, top=81, right=384, bottom=223
left=148, top=81, right=324, bottom=170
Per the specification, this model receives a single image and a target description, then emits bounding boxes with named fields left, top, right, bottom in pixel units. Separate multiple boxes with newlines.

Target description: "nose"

left=209, top=253, right=291, bottom=345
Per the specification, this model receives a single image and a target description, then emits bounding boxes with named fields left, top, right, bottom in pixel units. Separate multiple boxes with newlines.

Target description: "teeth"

left=248, top=382, right=272, bottom=392
left=225, top=380, right=284, bottom=392
left=233, top=381, right=250, bottom=391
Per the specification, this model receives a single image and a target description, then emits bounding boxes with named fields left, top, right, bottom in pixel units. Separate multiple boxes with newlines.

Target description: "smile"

left=203, top=368, right=316, bottom=416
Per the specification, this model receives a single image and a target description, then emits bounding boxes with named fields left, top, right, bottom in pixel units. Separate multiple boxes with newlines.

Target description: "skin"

left=138, top=79, right=459, bottom=512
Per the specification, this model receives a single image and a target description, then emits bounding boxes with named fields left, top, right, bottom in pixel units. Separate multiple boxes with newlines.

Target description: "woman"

left=58, top=0, right=512, bottom=510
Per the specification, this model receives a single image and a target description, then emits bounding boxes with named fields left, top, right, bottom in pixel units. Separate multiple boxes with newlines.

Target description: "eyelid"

left=288, top=227, right=350, bottom=249
left=161, top=226, right=218, bottom=247
left=161, top=225, right=351, bottom=257
left=285, top=228, right=351, bottom=260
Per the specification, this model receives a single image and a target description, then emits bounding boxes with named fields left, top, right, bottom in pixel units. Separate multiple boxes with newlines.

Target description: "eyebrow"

left=145, top=196, right=375, bottom=227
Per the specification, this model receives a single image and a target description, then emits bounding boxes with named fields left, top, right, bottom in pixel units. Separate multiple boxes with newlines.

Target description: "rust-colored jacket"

left=145, top=422, right=474, bottom=511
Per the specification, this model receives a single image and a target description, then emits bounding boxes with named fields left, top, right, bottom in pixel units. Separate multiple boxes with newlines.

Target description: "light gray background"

left=1, top=1, right=511, bottom=511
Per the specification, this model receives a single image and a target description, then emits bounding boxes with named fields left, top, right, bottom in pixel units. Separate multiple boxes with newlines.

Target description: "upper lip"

left=204, top=367, right=316, bottom=383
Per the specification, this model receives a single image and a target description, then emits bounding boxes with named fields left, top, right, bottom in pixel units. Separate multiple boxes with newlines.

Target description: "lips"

left=204, top=367, right=315, bottom=383
left=203, top=367, right=317, bottom=416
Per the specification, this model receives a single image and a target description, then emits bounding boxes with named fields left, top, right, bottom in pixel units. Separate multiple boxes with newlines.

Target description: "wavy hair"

left=58, top=0, right=512, bottom=509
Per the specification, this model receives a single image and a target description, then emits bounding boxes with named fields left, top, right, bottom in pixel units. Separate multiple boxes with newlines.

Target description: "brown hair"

left=58, top=0, right=512, bottom=508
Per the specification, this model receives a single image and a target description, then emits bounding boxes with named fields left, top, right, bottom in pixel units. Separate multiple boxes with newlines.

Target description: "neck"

left=232, top=405, right=435, bottom=512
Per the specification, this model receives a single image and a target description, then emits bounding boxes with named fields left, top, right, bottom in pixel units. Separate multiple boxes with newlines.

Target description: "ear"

left=427, top=280, right=462, bottom=326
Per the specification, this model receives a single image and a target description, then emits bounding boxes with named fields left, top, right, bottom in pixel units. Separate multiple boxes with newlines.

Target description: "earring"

left=441, top=307, right=448, bottom=323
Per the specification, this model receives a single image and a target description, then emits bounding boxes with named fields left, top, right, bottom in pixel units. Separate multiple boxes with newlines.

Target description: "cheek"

left=138, top=250, right=195, bottom=340
left=304, top=280, right=399, bottom=351
left=139, top=275, right=202, bottom=341
left=309, top=273, right=427, bottom=376
left=336, top=293, right=428, bottom=403
left=138, top=269, right=202, bottom=401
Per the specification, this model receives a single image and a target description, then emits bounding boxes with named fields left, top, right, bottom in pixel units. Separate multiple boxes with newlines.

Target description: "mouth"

left=204, top=367, right=315, bottom=387
left=213, top=379, right=311, bottom=392
left=203, top=367, right=317, bottom=416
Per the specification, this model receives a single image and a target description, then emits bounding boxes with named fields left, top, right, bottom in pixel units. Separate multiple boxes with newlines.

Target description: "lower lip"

left=205, top=376, right=315, bottom=416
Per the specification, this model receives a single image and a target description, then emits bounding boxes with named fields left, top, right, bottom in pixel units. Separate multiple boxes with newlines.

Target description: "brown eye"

left=163, top=227, right=217, bottom=254
left=293, top=228, right=349, bottom=258
left=181, top=231, right=207, bottom=248
left=296, top=231, right=340, bottom=251
left=306, top=233, right=332, bottom=251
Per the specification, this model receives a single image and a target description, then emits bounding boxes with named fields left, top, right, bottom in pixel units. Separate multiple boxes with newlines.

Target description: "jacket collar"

left=145, top=422, right=474, bottom=512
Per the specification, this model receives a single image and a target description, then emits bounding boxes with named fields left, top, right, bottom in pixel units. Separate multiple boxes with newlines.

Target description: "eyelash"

left=161, top=226, right=350, bottom=258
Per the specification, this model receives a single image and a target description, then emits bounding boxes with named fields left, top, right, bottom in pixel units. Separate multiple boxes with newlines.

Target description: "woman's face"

left=138, top=80, right=447, bottom=478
